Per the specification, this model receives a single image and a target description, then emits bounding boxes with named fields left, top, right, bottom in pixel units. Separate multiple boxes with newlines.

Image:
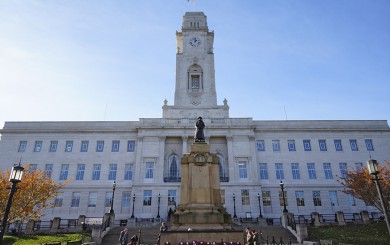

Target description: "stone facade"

left=0, top=12, right=390, bottom=224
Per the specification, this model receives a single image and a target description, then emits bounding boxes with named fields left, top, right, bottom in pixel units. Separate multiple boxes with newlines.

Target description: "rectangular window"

left=238, top=161, right=248, bottom=179
left=76, top=164, right=85, bottom=180
left=34, top=141, right=43, bottom=152
left=291, top=163, right=300, bottom=180
left=49, top=141, right=58, bottom=152
left=259, top=163, right=268, bottom=180
left=348, top=195, right=356, bottom=206
left=65, top=141, right=73, bottom=152
left=303, top=140, right=311, bottom=151
left=96, top=140, right=104, bottom=152
left=105, top=192, right=112, bottom=207
left=145, top=162, right=154, bottom=179
left=329, top=191, right=338, bottom=206
left=272, top=140, right=280, bottom=151
left=295, top=191, right=305, bottom=206
left=279, top=191, right=288, bottom=207
left=18, top=141, right=27, bottom=152
left=71, top=192, right=81, bottom=207
left=339, top=163, right=348, bottom=179
left=334, top=139, right=343, bottom=151
left=124, top=164, right=133, bottom=180
left=365, top=139, right=374, bottom=151
left=323, top=163, right=333, bottom=179
left=318, top=140, right=327, bottom=151
left=54, top=192, right=63, bottom=207
left=45, top=164, right=53, bottom=178
left=312, top=191, right=322, bottom=206
left=275, top=163, right=284, bottom=180
left=29, top=164, right=38, bottom=172
left=349, top=139, right=358, bottom=151
left=88, top=192, right=98, bottom=207
left=112, top=140, right=120, bottom=152
left=92, top=164, right=101, bottom=180
left=241, top=189, right=250, bottom=205
left=307, top=163, right=317, bottom=179
left=256, top=140, right=265, bottom=151
left=262, top=191, right=271, bottom=206
left=81, top=140, right=89, bottom=152
left=355, top=162, right=363, bottom=171
left=191, top=75, right=200, bottom=89
left=108, top=164, right=117, bottom=180
left=168, top=190, right=177, bottom=206
left=143, top=190, right=152, bottom=206
left=59, top=164, right=69, bottom=180
left=121, top=192, right=132, bottom=208
left=287, top=140, right=296, bottom=151
left=127, top=140, right=136, bottom=152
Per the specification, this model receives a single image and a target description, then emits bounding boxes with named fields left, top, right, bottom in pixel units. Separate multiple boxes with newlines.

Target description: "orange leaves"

left=0, top=164, right=70, bottom=223
left=338, top=160, right=390, bottom=213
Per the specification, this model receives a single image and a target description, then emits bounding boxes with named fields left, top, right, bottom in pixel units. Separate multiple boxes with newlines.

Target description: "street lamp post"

left=257, top=193, right=263, bottom=218
left=279, top=181, right=288, bottom=213
left=131, top=193, right=135, bottom=218
left=367, top=159, right=390, bottom=235
left=157, top=193, right=161, bottom=218
left=233, top=193, right=237, bottom=218
left=0, top=163, right=24, bottom=245
left=109, top=181, right=116, bottom=214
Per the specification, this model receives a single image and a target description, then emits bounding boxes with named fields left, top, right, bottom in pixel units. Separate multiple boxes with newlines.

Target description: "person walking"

left=119, top=227, right=129, bottom=245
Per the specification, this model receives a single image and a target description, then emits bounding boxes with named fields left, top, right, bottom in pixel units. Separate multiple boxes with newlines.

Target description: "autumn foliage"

left=0, top=164, right=70, bottom=224
left=339, top=160, right=390, bottom=213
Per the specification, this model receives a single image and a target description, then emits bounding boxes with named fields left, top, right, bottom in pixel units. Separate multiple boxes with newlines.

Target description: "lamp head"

left=279, top=180, right=284, bottom=188
left=9, top=164, right=24, bottom=183
left=367, top=159, right=379, bottom=175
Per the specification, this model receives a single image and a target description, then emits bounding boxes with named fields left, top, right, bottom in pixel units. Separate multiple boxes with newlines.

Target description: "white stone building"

left=1, top=12, right=389, bottom=223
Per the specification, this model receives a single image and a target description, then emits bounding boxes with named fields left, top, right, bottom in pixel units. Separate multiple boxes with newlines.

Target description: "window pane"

left=127, top=140, right=135, bottom=152
left=112, top=140, right=120, bottom=152
left=279, top=191, right=288, bottom=207
left=96, top=141, right=104, bottom=152
left=291, top=163, right=300, bottom=180
left=71, top=192, right=81, bottom=207
left=318, top=140, right=327, bottom=151
left=241, top=189, right=250, bottom=205
left=323, top=163, right=333, bottom=179
left=262, top=191, right=271, bottom=206
left=307, top=163, right=317, bottom=179
left=88, top=192, right=98, bottom=207
left=365, top=139, right=374, bottom=151
left=34, top=141, right=42, bottom=152
left=45, top=164, right=53, bottom=178
left=18, top=141, right=27, bottom=152
left=76, top=164, right=85, bottom=180
left=92, top=164, right=101, bottom=180
left=238, top=161, right=248, bottom=179
left=109, top=164, right=117, bottom=180
left=312, top=191, right=322, bottom=206
left=339, top=163, right=347, bottom=178
left=60, top=164, right=69, bottom=180
left=143, top=190, right=152, bottom=206
left=272, top=140, right=280, bottom=151
left=65, top=141, right=73, bottom=152
left=145, top=162, right=154, bottom=179
left=259, top=163, right=268, bottom=180
left=49, top=141, right=58, bottom=152
left=275, top=163, right=284, bottom=180
left=122, top=192, right=132, bottom=207
left=124, top=164, right=133, bottom=180
left=329, top=191, right=338, bottom=206
left=256, top=140, right=265, bottom=151
left=168, top=190, right=177, bottom=206
left=303, top=140, right=311, bottom=151
left=288, top=140, right=296, bottom=151
left=349, top=139, right=358, bottom=151
left=295, top=191, right=305, bottom=206
left=81, top=140, right=89, bottom=152
left=334, top=140, right=343, bottom=151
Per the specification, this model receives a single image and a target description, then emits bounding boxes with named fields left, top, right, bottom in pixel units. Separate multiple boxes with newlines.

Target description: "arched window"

left=168, top=155, right=180, bottom=178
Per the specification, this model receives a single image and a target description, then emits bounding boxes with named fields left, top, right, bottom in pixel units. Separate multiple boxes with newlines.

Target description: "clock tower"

left=163, top=12, right=229, bottom=119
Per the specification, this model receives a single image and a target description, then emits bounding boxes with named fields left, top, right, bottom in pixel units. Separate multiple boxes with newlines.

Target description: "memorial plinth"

left=171, top=142, right=232, bottom=230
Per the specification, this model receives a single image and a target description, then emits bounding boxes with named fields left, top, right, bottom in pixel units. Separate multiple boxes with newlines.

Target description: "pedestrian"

left=119, top=228, right=129, bottom=245
left=245, top=228, right=253, bottom=245
left=160, top=221, right=168, bottom=231
left=130, top=234, right=138, bottom=245
left=251, top=229, right=259, bottom=245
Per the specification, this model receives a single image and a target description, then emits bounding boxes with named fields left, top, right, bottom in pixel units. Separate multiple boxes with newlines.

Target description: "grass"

left=1, top=233, right=90, bottom=245
left=308, top=221, right=390, bottom=245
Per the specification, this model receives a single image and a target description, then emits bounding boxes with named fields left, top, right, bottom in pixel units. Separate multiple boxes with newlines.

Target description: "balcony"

left=163, top=177, right=181, bottom=182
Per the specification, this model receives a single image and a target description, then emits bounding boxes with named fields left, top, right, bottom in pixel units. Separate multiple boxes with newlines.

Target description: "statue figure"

left=195, top=117, right=205, bottom=142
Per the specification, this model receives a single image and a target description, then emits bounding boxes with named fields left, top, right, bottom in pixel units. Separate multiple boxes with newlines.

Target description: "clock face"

left=190, top=37, right=201, bottom=47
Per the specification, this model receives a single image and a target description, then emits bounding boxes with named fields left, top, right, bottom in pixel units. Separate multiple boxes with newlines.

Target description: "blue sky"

left=0, top=0, right=389, bottom=127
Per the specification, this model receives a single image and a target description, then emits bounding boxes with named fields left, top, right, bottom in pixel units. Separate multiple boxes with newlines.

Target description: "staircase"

left=101, top=223, right=298, bottom=245
left=101, top=225, right=161, bottom=245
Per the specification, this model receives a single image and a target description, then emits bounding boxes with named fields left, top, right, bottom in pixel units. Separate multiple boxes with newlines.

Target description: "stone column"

left=311, top=212, right=321, bottom=227
left=296, top=223, right=308, bottom=243
left=361, top=210, right=370, bottom=223
left=51, top=217, right=61, bottom=232
left=336, top=211, right=346, bottom=225
left=182, top=136, right=188, bottom=154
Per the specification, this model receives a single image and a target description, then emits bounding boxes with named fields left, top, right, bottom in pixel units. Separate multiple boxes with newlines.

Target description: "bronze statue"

left=195, top=117, right=205, bottom=142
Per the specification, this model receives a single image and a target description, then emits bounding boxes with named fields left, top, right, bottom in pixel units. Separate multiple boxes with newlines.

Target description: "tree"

left=0, top=164, right=70, bottom=224
left=338, top=160, right=390, bottom=213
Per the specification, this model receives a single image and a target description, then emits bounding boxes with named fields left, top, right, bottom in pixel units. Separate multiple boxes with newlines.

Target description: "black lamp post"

left=367, top=159, right=390, bottom=235
left=157, top=193, right=161, bottom=218
left=233, top=193, right=237, bottom=218
left=257, top=193, right=263, bottom=218
left=131, top=193, right=135, bottom=218
left=109, top=181, right=116, bottom=214
left=0, top=163, right=24, bottom=245
left=279, top=181, right=288, bottom=213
